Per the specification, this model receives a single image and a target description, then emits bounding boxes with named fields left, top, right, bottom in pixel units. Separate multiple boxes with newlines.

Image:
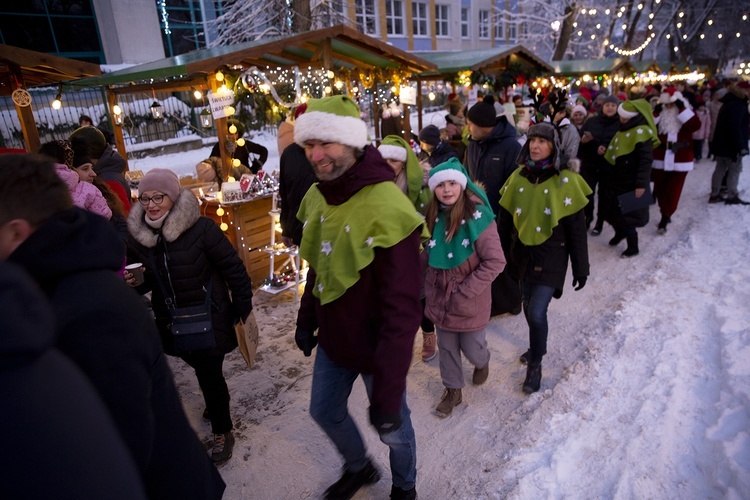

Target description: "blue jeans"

left=521, top=281, right=556, bottom=363
left=309, top=347, right=417, bottom=490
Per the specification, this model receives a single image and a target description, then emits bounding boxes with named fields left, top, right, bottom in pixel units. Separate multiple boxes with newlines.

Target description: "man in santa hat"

left=651, top=86, right=701, bottom=233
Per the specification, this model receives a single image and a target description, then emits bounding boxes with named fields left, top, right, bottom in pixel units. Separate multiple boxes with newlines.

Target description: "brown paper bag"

left=235, top=311, right=260, bottom=368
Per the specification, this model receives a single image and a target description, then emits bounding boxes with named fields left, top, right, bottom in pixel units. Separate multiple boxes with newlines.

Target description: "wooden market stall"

left=64, top=25, right=436, bottom=289
left=0, top=44, right=101, bottom=153
left=413, top=45, right=554, bottom=131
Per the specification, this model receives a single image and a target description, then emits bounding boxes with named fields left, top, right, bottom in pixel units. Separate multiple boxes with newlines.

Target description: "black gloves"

left=674, top=99, right=685, bottom=112
left=295, top=327, right=317, bottom=356
left=369, top=406, right=402, bottom=435
left=572, top=276, right=587, bottom=291
left=653, top=103, right=663, bottom=115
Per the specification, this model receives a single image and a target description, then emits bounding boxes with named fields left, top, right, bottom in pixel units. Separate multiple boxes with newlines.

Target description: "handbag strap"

left=148, top=250, right=212, bottom=310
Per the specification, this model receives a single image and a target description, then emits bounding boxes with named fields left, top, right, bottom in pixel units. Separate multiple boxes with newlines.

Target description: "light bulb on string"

left=216, top=207, right=225, bottom=217
left=236, top=138, right=245, bottom=147
left=216, top=70, right=224, bottom=82
left=51, top=86, right=63, bottom=109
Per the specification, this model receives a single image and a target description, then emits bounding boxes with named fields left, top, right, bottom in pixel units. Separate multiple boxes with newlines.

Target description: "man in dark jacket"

left=279, top=142, right=317, bottom=246
left=465, top=100, right=523, bottom=316
left=293, top=96, right=426, bottom=500
left=0, top=261, right=147, bottom=500
left=709, top=82, right=750, bottom=205
left=0, top=154, right=226, bottom=500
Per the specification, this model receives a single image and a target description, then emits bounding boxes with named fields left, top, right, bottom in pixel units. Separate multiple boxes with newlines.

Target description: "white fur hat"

left=377, top=143, right=407, bottom=162
left=294, top=95, right=369, bottom=149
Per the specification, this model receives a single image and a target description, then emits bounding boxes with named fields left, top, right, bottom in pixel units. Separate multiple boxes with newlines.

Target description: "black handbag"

left=151, top=253, right=216, bottom=353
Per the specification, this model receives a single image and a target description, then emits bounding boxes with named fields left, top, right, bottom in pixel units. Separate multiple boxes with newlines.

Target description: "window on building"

left=494, top=14, right=504, bottom=41
left=386, top=0, right=404, bottom=36
left=507, top=17, right=517, bottom=41
left=478, top=10, right=490, bottom=39
left=435, top=4, right=449, bottom=37
left=461, top=7, right=470, bottom=38
left=355, top=0, right=378, bottom=35
left=412, top=1, right=428, bottom=37
left=519, top=21, right=528, bottom=41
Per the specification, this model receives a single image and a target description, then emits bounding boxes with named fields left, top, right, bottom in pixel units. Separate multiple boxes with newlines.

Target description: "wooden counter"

left=201, top=194, right=274, bottom=288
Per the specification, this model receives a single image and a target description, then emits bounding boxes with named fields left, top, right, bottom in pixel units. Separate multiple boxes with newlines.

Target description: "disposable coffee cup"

left=125, top=263, right=145, bottom=286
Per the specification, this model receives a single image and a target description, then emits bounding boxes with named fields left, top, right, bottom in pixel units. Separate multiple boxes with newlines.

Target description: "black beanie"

left=467, top=102, right=496, bottom=128
left=418, top=125, right=441, bottom=146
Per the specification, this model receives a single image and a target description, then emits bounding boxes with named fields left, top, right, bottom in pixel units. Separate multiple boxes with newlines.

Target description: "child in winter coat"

left=692, top=100, right=711, bottom=161
left=423, top=158, right=506, bottom=418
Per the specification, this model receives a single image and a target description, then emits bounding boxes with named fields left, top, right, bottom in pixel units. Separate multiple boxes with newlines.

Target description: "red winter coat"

left=652, top=108, right=701, bottom=172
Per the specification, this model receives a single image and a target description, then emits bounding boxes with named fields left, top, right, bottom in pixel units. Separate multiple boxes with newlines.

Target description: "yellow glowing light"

left=334, top=80, right=344, bottom=90
left=193, top=89, right=202, bottom=99
left=52, top=98, right=62, bottom=110
left=227, top=176, right=236, bottom=183
left=216, top=71, right=224, bottom=82
left=228, top=124, right=238, bottom=134
left=220, top=222, right=228, bottom=231
left=428, top=91, right=436, bottom=101
left=232, top=158, right=241, bottom=167
left=113, top=104, right=122, bottom=115
left=216, top=207, right=225, bottom=216
left=324, top=86, right=332, bottom=93
left=236, top=138, right=245, bottom=147
left=327, top=70, right=335, bottom=79
left=226, top=106, right=235, bottom=116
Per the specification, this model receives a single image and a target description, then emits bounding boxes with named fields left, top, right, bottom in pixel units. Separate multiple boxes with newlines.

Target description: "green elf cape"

left=604, top=99, right=661, bottom=165
left=379, top=135, right=432, bottom=215
left=298, top=181, right=429, bottom=305
left=499, top=169, right=592, bottom=246
left=427, top=159, right=495, bottom=269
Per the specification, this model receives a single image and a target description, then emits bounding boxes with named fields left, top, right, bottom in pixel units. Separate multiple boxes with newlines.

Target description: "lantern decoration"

left=51, top=87, right=63, bottom=110
left=200, top=108, right=213, bottom=129
left=150, top=88, right=164, bottom=120
left=113, top=104, right=124, bottom=126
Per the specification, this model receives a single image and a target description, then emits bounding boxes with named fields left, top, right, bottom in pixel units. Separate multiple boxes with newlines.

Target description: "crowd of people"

left=1, top=74, right=748, bottom=499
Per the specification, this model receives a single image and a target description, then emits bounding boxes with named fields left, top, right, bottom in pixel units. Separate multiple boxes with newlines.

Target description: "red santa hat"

left=658, top=87, right=676, bottom=104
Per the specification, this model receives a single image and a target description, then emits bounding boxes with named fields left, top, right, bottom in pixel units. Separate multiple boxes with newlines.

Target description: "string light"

left=609, top=33, right=655, bottom=56
left=159, top=0, right=171, bottom=35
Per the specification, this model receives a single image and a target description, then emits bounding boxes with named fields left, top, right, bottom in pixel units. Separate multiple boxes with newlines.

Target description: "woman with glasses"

left=126, top=168, right=253, bottom=465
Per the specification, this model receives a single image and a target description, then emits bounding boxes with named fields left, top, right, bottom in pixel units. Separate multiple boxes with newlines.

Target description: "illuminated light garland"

left=159, top=0, right=171, bottom=35
left=609, top=33, right=655, bottom=56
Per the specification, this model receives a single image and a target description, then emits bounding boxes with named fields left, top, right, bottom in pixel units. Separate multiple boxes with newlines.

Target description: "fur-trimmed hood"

left=127, top=188, right=200, bottom=247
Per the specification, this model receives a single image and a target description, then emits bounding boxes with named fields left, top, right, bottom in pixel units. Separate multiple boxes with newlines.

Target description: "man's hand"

left=295, top=328, right=317, bottom=356
left=369, top=406, right=402, bottom=435
left=674, top=99, right=685, bottom=112
left=572, top=276, right=587, bottom=291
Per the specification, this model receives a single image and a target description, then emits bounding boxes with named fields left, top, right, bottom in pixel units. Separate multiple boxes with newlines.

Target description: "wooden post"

left=402, top=104, right=411, bottom=143
left=107, top=90, right=129, bottom=171
left=209, top=72, right=231, bottom=182
left=10, top=66, right=40, bottom=153
left=416, top=77, right=423, bottom=133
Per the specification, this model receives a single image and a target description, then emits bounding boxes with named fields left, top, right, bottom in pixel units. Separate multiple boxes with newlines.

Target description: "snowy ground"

left=136, top=128, right=750, bottom=499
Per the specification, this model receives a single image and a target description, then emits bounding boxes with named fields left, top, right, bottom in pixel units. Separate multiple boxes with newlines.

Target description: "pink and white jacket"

left=54, top=164, right=112, bottom=220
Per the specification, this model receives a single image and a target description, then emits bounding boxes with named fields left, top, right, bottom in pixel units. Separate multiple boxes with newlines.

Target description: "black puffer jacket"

left=279, top=143, right=317, bottom=246
left=466, top=117, right=522, bottom=214
left=498, top=167, right=589, bottom=299
left=9, top=207, right=226, bottom=499
left=600, top=114, right=653, bottom=228
left=712, top=87, right=750, bottom=159
left=128, top=189, right=253, bottom=356
left=426, top=140, right=459, bottom=167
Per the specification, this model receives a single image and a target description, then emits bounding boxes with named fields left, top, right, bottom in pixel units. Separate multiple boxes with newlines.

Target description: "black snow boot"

left=608, top=231, right=626, bottom=246
left=621, top=233, right=639, bottom=257
left=324, top=459, right=381, bottom=499
left=657, top=215, right=671, bottom=234
left=522, top=361, right=542, bottom=394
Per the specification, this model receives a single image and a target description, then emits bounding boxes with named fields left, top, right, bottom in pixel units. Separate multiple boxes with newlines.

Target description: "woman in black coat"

left=498, top=122, right=590, bottom=395
left=601, top=99, right=659, bottom=257
left=127, top=168, right=253, bottom=465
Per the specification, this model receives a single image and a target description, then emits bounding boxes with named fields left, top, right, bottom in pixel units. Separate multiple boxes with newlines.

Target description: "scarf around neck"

left=427, top=193, right=494, bottom=270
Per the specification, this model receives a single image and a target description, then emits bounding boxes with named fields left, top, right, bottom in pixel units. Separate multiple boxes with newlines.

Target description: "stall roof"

left=67, top=25, right=436, bottom=92
left=416, top=45, right=553, bottom=77
left=548, top=58, right=628, bottom=76
left=0, top=44, right=101, bottom=96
